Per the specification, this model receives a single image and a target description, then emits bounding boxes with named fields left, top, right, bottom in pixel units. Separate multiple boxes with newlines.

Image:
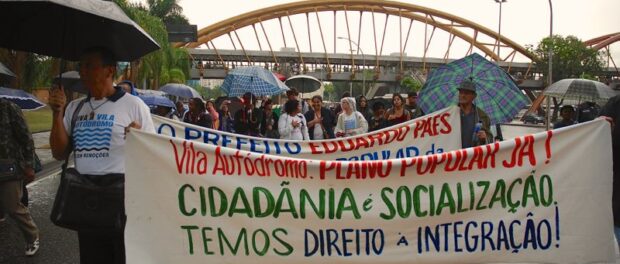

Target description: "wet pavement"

left=0, top=131, right=78, bottom=264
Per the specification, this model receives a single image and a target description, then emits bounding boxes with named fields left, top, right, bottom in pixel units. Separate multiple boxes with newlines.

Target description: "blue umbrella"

left=0, top=87, right=45, bottom=110
left=220, top=66, right=289, bottom=96
left=159, top=83, right=201, bottom=99
left=138, top=95, right=175, bottom=108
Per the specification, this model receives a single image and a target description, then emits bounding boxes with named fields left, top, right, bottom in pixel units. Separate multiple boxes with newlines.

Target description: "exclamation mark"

left=555, top=202, right=560, bottom=248
left=545, top=130, right=553, bottom=164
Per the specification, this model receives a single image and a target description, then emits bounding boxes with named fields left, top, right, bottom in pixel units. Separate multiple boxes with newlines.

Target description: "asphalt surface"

left=0, top=160, right=80, bottom=264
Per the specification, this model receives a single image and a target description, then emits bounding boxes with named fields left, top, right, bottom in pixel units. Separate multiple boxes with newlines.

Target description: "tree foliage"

left=529, top=35, right=605, bottom=84
left=114, top=0, right=190, bottom=89
left=400, top=76, right=422, bottom=93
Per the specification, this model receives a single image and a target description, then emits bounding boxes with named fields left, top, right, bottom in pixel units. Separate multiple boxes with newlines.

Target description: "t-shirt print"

left=74, top=113, right=114, bottom=155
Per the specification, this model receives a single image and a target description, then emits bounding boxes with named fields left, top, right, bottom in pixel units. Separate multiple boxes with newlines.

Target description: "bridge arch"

left=176, top=0, right=538, bottom=65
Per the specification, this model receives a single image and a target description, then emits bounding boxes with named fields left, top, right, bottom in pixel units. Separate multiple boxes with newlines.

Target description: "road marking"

left=27, top=168, right=61, bottom=187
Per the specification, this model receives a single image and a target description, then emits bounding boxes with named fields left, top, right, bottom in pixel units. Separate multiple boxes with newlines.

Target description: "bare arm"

left=49, top=87, right=71, bottom=160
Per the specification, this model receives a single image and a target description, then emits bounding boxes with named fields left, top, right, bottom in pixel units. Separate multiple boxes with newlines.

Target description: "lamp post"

left=494, top=0, right=507, bottom=61
left=338, top=36, right=366, bottom=97
left=545, top=0, right=553, bottom=130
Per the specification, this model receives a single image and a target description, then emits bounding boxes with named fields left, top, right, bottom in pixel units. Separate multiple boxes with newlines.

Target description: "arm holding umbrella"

left=49, top=85, right=70, bottom=160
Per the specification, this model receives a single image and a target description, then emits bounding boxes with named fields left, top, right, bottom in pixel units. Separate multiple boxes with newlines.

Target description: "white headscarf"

left=340, top=97, right=357, bottom=113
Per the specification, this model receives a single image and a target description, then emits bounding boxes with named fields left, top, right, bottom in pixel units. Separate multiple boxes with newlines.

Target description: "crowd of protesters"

left=157, top=88, right=425, bottom=141
left=1, top=46, right=616, bottom=264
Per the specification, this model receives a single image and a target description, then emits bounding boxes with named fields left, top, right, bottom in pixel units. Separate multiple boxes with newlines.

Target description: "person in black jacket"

left=600, top=95, right=620, bottom=245
left=183, top=97, right=212, bottom=129
left=305, top=95, right=336, bottom=140
left=260, top=99, right=279, bottom=138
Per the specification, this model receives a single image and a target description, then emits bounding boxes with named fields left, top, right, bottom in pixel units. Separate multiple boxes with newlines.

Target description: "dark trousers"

left=78, top=230, right=125, bottom=264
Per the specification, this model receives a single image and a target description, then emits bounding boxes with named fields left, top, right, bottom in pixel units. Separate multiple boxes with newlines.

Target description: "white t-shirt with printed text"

left=63, top=93, right=154, bottom=175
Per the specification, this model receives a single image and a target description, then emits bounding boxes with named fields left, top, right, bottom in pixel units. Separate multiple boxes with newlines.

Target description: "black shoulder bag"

left=50, top=100, right=126, bottom=232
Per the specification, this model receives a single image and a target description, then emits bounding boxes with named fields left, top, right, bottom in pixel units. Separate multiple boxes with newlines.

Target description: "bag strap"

left=62, top=99, right=87, bottom=171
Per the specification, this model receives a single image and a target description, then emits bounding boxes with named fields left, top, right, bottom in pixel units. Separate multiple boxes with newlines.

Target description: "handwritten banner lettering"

left=125, top=120, right=615, bottom=263
left=152, top=107, right=461, bottom=160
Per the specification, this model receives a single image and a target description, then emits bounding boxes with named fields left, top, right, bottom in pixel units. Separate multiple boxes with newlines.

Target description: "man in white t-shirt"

left=49, top=47, right=154, bottom=264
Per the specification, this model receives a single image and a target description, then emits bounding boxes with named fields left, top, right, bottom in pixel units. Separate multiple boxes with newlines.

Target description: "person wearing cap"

left=287, top=87, right=309, bottom=114
left=405, top=91, right=418, bottom=114
left=458, top=79, right=492, bottom=148
left=234, top=92, right=263, bottom=136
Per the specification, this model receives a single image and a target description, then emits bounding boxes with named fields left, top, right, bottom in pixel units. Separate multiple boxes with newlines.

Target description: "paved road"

left=0, top=162, right=80, bottom=264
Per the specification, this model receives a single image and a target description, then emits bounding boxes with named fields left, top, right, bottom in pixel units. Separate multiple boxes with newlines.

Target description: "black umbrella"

left=0, top=61, right=15, bottom=78
left=285, top=75, right=322, bottom=94
left=52, top=71, right=87, bottom=94
left=0, top=61, right=16, bottom=86
left=0, top=0, right=160, bottom=61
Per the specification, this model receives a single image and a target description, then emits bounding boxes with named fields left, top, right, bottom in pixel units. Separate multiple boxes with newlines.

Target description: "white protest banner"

left=125, top=120, right=615, bottom=264
left=153, top=106, right=461, bottom=160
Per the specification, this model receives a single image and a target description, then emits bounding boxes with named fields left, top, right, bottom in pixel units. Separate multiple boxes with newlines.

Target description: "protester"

left=218, top=100, right=235, bottom=133
left=599, top=95, right=620, bottom=246
left=260, top=99, right=279, bottom=139
left=369, top=101, right=388, bottom=132
left=183, top=97, right=213, bottom=129
left=206, top=100, right=219, bottom=130
left=334, top=91, right=351, bottom=117
left=117, top=80, right=138, bottom=96
left=457, top=79, right=492, bottom=148
left=0, top=98, right=40, bottom=256
left=153, top=105, right=176, bottom=120
left=305, top=95, right=336, bottom=140
left=553, top=105, right=577, bottom=129
left=49, top=47, right=155, bottom=264
left=174, top=101, right=187, bottom=120
left=404, top=91, right=418, bottom=113
left=234, top=92, right=263, bottom=136
left=278, top=99, right=309, bottom=140
left=384, top=93, right=412, bottom=127
left=357, top=95, right=373, bottom=123
left=577, top=101, right=600, bottom=123
left=334, top=97, right=368, bottom=137
left=286, top=88, right=309, bottom=114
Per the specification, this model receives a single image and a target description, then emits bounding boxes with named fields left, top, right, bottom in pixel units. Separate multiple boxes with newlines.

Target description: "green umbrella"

left=417, top=53, right=529, bottom=124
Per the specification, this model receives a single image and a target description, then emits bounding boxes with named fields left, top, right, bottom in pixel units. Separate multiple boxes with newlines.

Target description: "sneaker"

left=0, top=214, right=5, bottom=222
left=25, top=238, right=39, bottom=256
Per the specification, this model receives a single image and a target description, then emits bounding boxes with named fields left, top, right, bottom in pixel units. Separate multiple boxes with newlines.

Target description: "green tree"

left=198, top=85, right=223, bottom=100
left=530, top=35, right=605, bottom=84
left=146, top=0, right=189, bottom=25
left=114, top=0, right=191, bottom=89
left=323, top=82, right=334, bottom=101
left=400, top=76, right=422, bottom=93
left=529, top=35, right=605, bottom=120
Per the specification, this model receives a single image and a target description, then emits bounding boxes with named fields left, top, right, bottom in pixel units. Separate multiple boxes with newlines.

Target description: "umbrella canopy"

left=285, top=75, right=322, bottom=94
left=0, top=0, right=160, bottom=61
left=220, top=66, right=289, bottom=97
left=0, top=61, right=15, bottom=78
left=418, top=53, right=529, bottom=125
left=138, top=95, right=175, bottom=108
left=136, top=88, right=167, bottom=97
left=543, top=78, right=615, bottom=104
left=159, top=83, right=201, bottom=99
left=0, top=87, right=45, bottom=110
left=52, top=71, right=88, bottom=94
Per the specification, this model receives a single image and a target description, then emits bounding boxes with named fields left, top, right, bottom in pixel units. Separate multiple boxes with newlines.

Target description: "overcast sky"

left=169, top=0, right=619, bottom=63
